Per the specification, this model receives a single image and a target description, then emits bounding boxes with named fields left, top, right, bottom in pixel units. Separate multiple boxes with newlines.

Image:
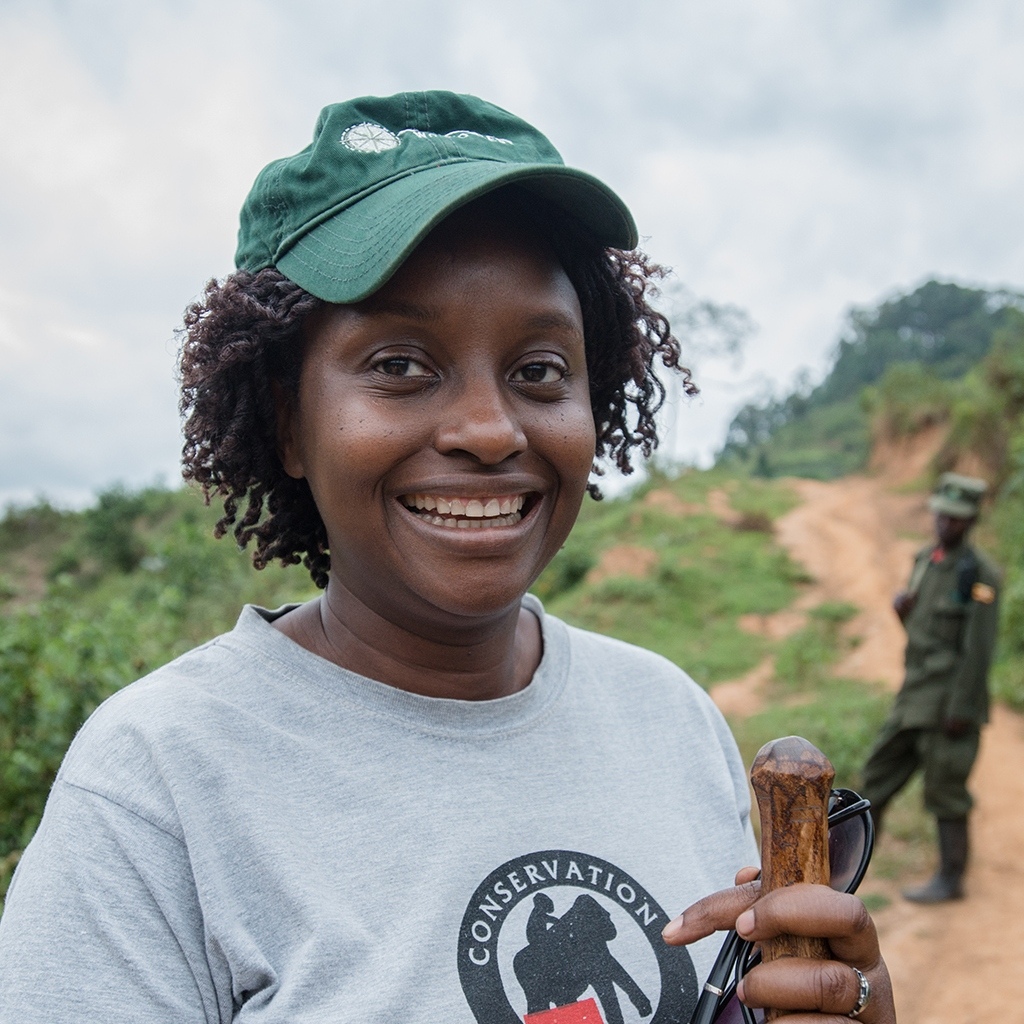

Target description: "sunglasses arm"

left=689, top=930, right=745, bottom=1024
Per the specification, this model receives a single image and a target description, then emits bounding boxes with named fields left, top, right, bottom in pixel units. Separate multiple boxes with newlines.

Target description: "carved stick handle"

left=750, top=736, right=835, bottom=1020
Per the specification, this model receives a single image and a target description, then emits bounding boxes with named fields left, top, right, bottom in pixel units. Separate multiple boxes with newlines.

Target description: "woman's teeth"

left=403, top=494, right=525, bottom=528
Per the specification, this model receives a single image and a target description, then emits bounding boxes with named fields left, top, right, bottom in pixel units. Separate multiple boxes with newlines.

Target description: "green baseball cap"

left=928, top=472, right=987, bottom=518
left=235, top=91, right=639, bottom=303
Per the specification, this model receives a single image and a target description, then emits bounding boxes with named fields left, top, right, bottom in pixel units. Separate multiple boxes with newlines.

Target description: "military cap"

left=928, top=472, right=988, bottom=518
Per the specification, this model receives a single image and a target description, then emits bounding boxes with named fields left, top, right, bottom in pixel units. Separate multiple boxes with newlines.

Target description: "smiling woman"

left=0, top=92, right=895, bottom=1024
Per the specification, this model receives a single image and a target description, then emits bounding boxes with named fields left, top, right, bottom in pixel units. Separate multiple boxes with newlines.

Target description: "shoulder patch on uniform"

left=971, top=582, right=996, bottom=604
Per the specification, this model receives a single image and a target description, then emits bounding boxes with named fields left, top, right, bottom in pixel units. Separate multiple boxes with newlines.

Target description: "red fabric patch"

left=524, top=998, right=606, bottom=1024
left=931, top=547, right=946, bottom=564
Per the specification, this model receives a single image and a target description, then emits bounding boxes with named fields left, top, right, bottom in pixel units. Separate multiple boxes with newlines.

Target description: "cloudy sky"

left=2, top=0, right=1022, bottom=506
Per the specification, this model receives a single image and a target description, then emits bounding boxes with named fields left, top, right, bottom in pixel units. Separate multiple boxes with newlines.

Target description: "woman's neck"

left=271, top=584, right=542, bottom=701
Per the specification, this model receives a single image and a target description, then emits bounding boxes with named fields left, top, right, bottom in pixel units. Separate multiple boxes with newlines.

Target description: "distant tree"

left=718, top=372, right=813, bottom=461
left=657, top=277, right=754, bottom=369
left=813, top=281, right=1022, bottom=407
left=81, top=486, right=147, bottom=574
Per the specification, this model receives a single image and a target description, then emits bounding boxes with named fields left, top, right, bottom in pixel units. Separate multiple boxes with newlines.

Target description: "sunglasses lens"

left=829, top=810, right=868, bottom=894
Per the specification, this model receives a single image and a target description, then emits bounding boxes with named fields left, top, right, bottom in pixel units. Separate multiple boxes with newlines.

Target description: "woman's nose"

left=433, top=378, right=528, bottom=465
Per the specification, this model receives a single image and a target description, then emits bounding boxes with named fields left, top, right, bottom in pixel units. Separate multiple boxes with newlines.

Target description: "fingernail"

left=736, top=909, right=755, bottom=937
left=736, top=979, right=746, bottom=1002
left=661, top=914, right=684, bottom=940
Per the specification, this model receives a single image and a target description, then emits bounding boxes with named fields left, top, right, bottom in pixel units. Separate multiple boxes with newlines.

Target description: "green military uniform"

left=861, top=473, right=1000, bottom=902
left=862, top=538, right=1000, bottom=817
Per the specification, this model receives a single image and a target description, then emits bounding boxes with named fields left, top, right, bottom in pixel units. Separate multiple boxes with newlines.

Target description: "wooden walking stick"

left=750, top=735, right=835, bottom=1020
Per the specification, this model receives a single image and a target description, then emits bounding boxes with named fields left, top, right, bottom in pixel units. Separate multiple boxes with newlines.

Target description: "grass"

left=729, top=676, right=891, bottom=790
left=539, top=474, right=908, bottom=797
left=992, top=659, right=1024, bottom=713
left=771, top=603, right=858, bottom=695
left=537, top=473, right=803, bottom=686
left=860, top=892, right=891, bottom=912
left=866, top=777, right=935, bottom=883
left=723, top=474, right=801, bottom=520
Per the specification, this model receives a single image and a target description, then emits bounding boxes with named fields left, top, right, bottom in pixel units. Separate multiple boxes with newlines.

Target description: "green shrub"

left=532, top=545, right=595, bottom=602
left=0, top=598, right=148, bottom=897
left=742, top=399, right=872, bottom=481
left=0, top=485, right=319, bottom=905
left=0, top=501, right=71, bottom=556
left=81, top=485, right=148, bottom=574
left=992, top=428, right=1024, bottom=709
left=984, top=309, right=1024, bottom=418
left=861, top=362, right=954, bottom=439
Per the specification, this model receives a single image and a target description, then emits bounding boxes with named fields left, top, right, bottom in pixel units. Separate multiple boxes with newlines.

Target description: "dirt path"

left=749, top=473, right=1024, bottom=1023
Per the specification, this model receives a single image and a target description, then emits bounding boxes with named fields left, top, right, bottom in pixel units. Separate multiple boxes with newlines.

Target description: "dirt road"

left=765, top=473, right=1024, bottom=1023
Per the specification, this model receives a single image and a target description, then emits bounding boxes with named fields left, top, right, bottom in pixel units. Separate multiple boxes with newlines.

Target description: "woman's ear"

left=272, top=382, right=305, bottom=480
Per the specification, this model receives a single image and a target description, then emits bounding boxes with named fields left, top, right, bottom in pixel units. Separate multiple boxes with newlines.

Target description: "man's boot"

left=903, top=817, right=968, bottom=903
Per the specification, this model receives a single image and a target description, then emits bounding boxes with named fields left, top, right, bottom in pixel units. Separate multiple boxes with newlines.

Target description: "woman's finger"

left=661, top=876, right=761, bottom=945
left=738, top=957, right=894, bottom=1023
left=735, top=884, right=878, bottom=963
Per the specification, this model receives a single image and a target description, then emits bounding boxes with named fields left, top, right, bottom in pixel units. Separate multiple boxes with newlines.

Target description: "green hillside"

left=719, top=280, right=1024, bottom=480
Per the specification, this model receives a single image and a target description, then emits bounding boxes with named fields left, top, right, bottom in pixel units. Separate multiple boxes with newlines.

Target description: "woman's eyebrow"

left=521, top=311, right=583, bottom=335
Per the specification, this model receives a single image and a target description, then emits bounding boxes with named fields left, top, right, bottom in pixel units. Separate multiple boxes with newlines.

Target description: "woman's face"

left=278, top=207, right=596, bottom=634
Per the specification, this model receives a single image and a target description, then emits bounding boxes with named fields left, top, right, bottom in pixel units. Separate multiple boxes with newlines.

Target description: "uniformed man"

left=861, top=472, right=1000, bottom=903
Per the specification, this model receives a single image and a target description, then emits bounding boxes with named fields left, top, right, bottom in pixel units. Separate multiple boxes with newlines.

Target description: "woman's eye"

left=376, top=356, right=432, bottom=377
left=514, top=362, right=564, bottom=384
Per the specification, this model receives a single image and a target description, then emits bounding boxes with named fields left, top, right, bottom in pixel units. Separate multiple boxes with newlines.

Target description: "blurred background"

left=2, top=0, right=1022, bottom=505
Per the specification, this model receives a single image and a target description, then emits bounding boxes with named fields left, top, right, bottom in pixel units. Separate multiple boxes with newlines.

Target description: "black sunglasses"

left=688, top=788, right=875, bottom=1024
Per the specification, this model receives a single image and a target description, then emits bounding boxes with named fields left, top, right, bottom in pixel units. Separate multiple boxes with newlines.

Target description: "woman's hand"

left=662, top=868, right=896, bottom=1022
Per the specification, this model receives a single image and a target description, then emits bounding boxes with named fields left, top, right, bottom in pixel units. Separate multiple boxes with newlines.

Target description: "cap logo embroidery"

left=340, top=123, right=402, bottom=153
left=340, top=122, right=514, bottom=153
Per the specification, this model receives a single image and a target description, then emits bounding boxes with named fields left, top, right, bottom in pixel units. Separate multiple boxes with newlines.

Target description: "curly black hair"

left=179, top=188, right=697, bottom=588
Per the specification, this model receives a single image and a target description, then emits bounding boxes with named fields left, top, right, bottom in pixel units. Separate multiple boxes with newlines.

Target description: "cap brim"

left=275, top=160, right=638, bottom=303
left=928, top=495, right=978, bottom=518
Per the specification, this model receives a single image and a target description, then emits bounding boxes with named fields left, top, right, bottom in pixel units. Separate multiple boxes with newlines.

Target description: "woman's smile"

left=400, top=492, right=529, bottom=528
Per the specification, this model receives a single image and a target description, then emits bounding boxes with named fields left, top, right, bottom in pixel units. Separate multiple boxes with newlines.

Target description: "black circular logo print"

left=458, top=850, right=697, bottom=1024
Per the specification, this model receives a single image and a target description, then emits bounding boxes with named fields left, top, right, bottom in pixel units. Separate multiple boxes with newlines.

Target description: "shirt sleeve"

left=945, top=571, right=1000, bottom=724
left=0, top=780, right=232, bottom=1024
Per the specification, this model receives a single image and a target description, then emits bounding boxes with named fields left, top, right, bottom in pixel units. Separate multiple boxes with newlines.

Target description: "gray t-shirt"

left=0, top=596, right=756, bottom=1024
